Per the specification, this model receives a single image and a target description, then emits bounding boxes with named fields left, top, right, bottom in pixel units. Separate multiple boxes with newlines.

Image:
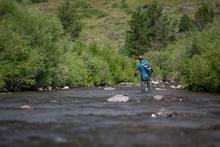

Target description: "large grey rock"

left=153, top=95, right=164, bottom=100
left=108, top=95, right=129, bottom=102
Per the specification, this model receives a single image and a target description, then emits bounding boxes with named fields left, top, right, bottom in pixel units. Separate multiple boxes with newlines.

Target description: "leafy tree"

left=179, top=14, right=193, bottom=32
left=0, top=22, right=41, bottom=91
left=58, top=0, right=82, bottom=41
left=171, top=21, right=220, bottom=92
left=125, top=1, right=171, bottom=56
left=195, top=3, right=214, bottom=30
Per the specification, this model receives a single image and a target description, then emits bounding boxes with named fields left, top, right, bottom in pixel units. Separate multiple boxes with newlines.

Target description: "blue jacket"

left=136, top=59, right=151, bottom=80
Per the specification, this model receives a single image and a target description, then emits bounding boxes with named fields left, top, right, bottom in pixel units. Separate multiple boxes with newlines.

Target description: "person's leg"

left=141, top=80, right=145, bottom=92
left=141, top=80, right=148, bottom=92
left=146, top=79, right=151, bottom=91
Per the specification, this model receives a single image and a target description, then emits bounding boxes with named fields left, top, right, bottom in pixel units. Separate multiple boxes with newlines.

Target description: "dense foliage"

left=125, top=2, right=176, bottom=56
left=171, top=21, right=220, bottom=92
left=0, top=0, right=219, bottom=93
left=179, top=14, right=193, bottom=33
left=195, top=3, right=214, bottom=30
left=0, top=0, right=135, bottom=91
left=142, top=2, right=219, bottom=92
left=58, top=0, right=82, bottom=41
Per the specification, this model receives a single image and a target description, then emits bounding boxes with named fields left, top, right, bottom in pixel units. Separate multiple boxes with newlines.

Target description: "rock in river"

left=21, top=105, right=33, bottom=111
left=153, top=95, right=164, bottom=100
left=62, top=86, right=69, bottom=90
left=104, top=87, right=115, bottom=91
left=108, top=95, right=129, bottom=102
left=157, top=108, right=176, bottom=118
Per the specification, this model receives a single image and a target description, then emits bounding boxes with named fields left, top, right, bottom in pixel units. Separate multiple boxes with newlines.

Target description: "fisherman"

left=135, top=55, right=153, bottom=92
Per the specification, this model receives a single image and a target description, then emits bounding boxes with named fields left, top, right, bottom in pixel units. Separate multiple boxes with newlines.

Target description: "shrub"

left=0, top=22, right=41, bottom=90
left=125, top=2, right=175, bottom=56
left=170, top=21, right=220, bottom=92
left=195, top=3, right=214, bottom=30
left=58, top=0, right=82, bottom=40
left=179, top=14, right=193, bottom=32
left=0, top=0, right=17, bottom=17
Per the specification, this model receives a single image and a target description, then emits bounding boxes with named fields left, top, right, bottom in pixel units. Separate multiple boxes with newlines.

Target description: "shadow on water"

left=0, top=87, right=220, bottom=147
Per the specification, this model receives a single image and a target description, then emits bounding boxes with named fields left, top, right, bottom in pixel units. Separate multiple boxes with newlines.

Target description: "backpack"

left=141, top=62, right=153, bottom=76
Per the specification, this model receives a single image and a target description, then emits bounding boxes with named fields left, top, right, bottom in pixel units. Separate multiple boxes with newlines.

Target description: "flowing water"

left=0, top=86, right=220, bottom=147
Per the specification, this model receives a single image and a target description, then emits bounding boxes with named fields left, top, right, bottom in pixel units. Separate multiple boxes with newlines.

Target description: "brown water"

left=0, top=86, right=220, bottom=147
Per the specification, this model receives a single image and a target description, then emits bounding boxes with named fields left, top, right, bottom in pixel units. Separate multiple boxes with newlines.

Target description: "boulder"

left=151, top=80, right=159, bottom=85
left=176, top=85, right=182, bottom=89
left=62, top=86, right=69, bottom=90
left=108, top=95, right=129, bottom=102
left=21, top=105, right=33, bottom=111
left=153, top=95, right=163, bottom=100
left=37, top=87, right=44, bottom=91
left=171, top=85, right=176, bottom=89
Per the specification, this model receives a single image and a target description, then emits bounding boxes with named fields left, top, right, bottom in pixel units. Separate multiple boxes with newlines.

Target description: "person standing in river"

left=135, top=55, right=153, bottom=92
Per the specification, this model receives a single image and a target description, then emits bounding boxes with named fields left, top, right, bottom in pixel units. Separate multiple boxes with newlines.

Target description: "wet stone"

left=153, top=95, right=163, bottom=100
left=21, top=105, right=33, bottom=111
left=104, top=87, right=115, bottom=91
left=108, top=95, right=129, bottom=102
left=157, top=108, right=176, bottom=118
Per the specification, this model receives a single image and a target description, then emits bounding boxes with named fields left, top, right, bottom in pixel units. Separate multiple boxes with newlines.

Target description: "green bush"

left=0, top=0, right=137, bottom=91
left=58, top=0, right=82, bottom=41
left=195, top=3, right=214, bottom=30
left=0, top=0, right=17, bottom=17
left=179, top=14, right=193, bottom=32
left=170, top=21, right=220, bottom=92
left=0, top=22, right=41, bottom=90
left=125, top=2, right=176, bottom=56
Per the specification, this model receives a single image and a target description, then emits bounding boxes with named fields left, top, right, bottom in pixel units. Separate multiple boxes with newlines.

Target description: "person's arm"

left=134, top=64, right=139, bottom=77
left=134, top=70, right=139, bottom=77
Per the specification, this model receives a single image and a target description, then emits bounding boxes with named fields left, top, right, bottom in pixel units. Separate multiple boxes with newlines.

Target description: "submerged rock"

left=108, top=95, right=129, bottom=102
left=153, top=95, right=164, bottom=100
left=37, top=87, right=44, bottom=91
left=157, top=108, right=176, bottom=118
left=50, top=100, right=57, bottom=103
left=104, top=87, right=115, bottom=91
left=54, top=136, right=67, bottom=143
left=21, top=105, right=33, bottom=111
left=151, top=113, right=157, bottom=118
left=155, top=88, right=167, bottom=91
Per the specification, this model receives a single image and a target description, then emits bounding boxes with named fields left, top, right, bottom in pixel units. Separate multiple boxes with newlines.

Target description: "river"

left=0, top=86, right=220, bottom=147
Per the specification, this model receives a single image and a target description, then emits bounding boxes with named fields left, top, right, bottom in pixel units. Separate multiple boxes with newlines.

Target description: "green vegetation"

left=142, top=2, right=220, bottom=92
left=0, top=0, right=220, bottom=92
left=125, top=2, right=177, bottom=55
left=171, top=21, right=220, bottom=92
left=0, top=0, right=135, bottom=91
left=58, top=0, right=81, bottom=40
left=195, top=3, right=214, bottom=30
left=179, top=14, right=193, bottom=32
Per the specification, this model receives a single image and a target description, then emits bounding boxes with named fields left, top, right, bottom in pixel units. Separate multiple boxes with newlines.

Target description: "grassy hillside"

left=29, top=0, right=220, bottom=49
